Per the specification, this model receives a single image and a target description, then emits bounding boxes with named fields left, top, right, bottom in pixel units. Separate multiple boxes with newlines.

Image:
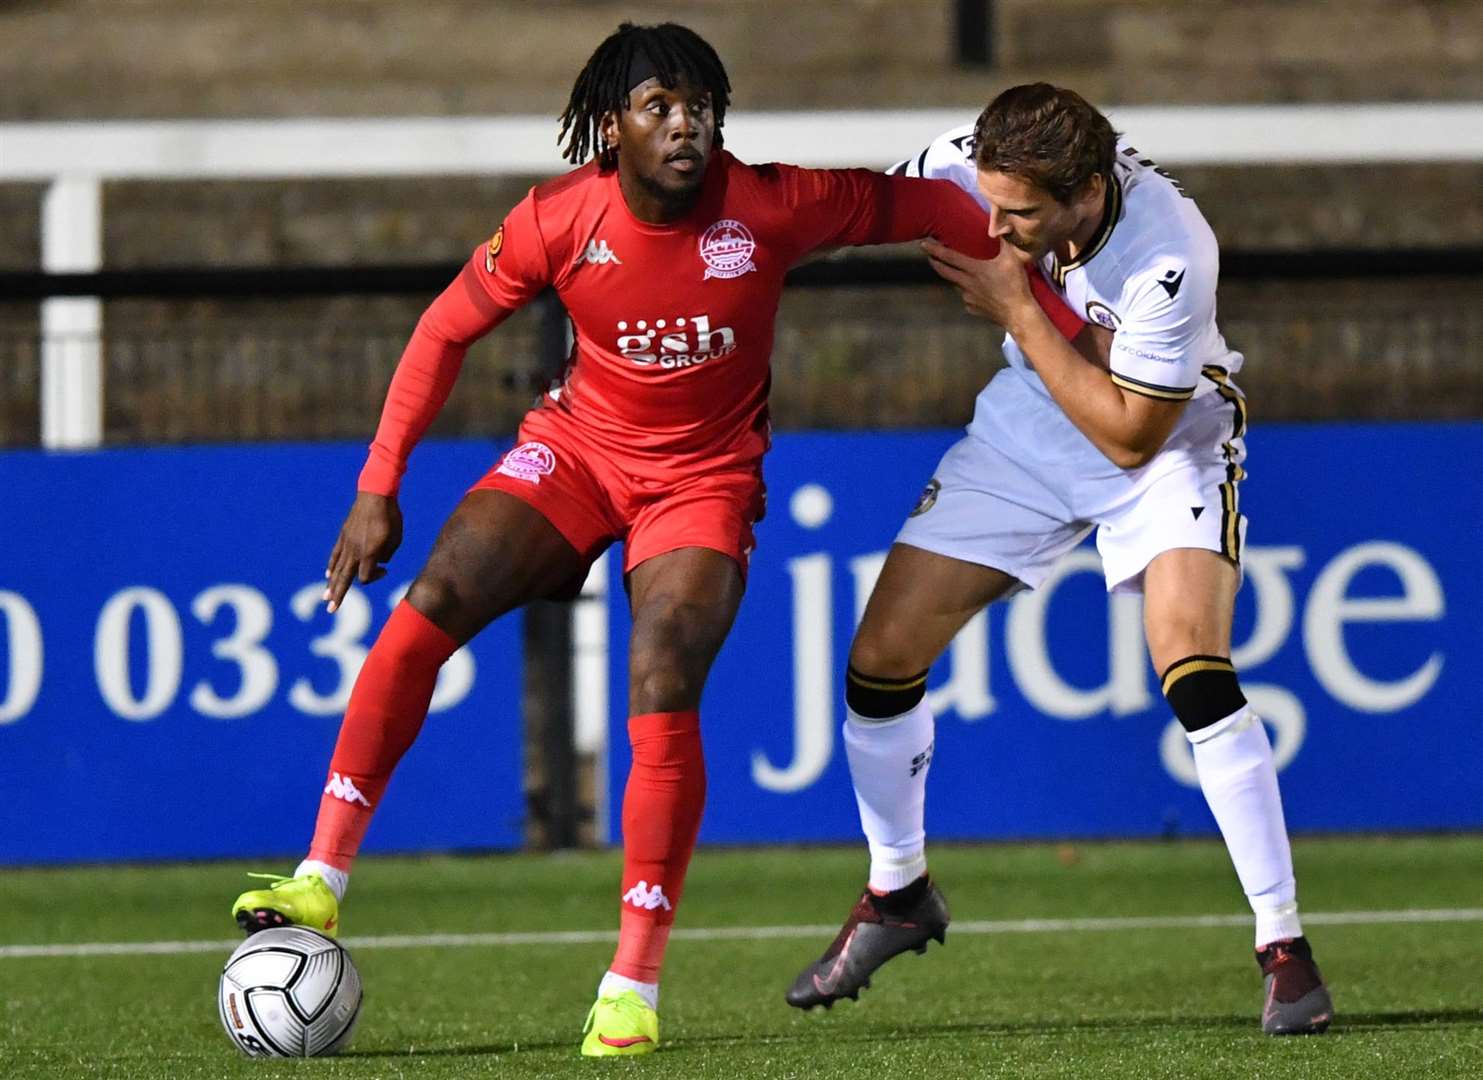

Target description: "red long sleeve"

left=779, top=167, right=1084, bottom=342
left=869, top=175, right=1086, bottom=341
left=357, top=263, right=511, bottom=495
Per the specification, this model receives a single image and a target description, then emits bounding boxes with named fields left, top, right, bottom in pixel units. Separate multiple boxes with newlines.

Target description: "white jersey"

left=890, top=125, right=1244, bottom=411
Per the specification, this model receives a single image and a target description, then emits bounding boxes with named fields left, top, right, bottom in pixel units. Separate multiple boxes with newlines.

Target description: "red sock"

left=307, top=600, right=458, bottom=870
left=610, top=710, right=706, bottom=983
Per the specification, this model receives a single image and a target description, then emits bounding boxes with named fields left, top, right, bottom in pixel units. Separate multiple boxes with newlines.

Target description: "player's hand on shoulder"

left=921, top=237, right=1036, bottom=329
left=323, top=492, right=403, bottom=613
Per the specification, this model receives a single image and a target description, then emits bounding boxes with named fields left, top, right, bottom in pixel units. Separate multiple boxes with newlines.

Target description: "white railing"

left=5, top=103, right=1483, bottom=448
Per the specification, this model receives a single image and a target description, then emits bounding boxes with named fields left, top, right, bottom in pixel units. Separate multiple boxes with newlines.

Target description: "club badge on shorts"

left=496, top=441, right=555, bottom=484
left=699, top=219, right=757, bottom=280
left=910, top=478, right=941, bottom=517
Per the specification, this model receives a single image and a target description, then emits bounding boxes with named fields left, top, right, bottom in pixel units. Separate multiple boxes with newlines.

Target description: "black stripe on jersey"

left=1109, top=371, right=1197, bottom=401
left=1219, top=460, right=1241, bottom=562
left=1201, top=365, right=1247, bottom=563
left=1051, top=176, right=1125, bottom=284
left=913, top=147, right=929, bottom=177
left=1202, top=364, right=1248, bottom=439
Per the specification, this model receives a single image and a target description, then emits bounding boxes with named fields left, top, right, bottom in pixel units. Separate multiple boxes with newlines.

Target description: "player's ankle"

left=599, top=971, right=659, bottom=1010
left=868, top=873, right=931, bottom=916
left=295, top=858, right=350, bottom=902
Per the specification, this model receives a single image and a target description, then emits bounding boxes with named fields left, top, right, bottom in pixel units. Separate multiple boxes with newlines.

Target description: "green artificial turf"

left=2, top=836, right=1480, bottom=1078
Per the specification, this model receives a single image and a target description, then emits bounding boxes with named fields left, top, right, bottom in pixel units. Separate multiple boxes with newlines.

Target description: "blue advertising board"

left=607, top=424, right=1482, bottom=843
left=0, top=442, right=524, bottom=864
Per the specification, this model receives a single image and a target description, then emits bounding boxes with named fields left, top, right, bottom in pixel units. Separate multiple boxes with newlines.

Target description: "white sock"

left=599, top=970, right=659, bottom=1010
left=1187, top=707, right=1303, bottom=947
left=844, top=700, right=934, bottom=893
left=295, top=858, right=349, bottom=903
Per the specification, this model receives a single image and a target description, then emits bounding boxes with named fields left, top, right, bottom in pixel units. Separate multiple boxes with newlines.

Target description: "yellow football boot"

left=231, top=872, right=340, bottom=938
left=580, top=990, right=660, bottom=1057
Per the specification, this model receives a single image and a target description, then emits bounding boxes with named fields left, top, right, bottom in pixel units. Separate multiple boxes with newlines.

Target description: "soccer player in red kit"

left=231, top=22, right=1086, bottom=1055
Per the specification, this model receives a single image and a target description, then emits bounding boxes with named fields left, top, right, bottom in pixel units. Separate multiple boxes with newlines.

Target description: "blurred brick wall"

left=2, top=0, right=1480, bottom=119
left=4, top=1, right=1481, bottom=442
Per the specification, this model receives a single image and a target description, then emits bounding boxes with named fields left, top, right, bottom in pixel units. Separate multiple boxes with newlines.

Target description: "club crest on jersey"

left=484, top=226, right=504, bottom=273
left=1086, top=301, right=1121, bottom=330
left=699, top=218, right=757, bottom=280
left=495, top=441, right=556, bottom=484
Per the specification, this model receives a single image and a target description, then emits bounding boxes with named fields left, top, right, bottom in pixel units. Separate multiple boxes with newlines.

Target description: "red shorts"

left=471, top=407, right=767, bottom=579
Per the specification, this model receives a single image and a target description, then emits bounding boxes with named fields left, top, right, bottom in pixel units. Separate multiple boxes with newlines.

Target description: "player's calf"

left=1163, top=655, right=1334, bottom=1033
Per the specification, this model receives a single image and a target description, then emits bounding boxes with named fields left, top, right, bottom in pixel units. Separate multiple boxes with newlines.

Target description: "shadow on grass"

left=343, top=1038, right=571, bottom=1058
left=338, top=1006, right=1483, bottom=1060
left=1330, top=1008, right=1483, bottom=1031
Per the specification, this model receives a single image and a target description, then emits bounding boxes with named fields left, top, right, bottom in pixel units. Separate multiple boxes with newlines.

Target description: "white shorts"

left=896, top=371, right=1248, bottom=594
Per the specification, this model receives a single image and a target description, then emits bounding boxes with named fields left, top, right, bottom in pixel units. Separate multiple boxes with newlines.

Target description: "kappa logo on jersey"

left=496, top=441, right=557, bottom=484
left=484, top=226, right=504, bottom=273
left=699, top=218, right=757, bottom=280
left=616, top=314, right=737, bottom=369
left=324, top=772, right=371, bottom=807
left=1086, top=301, right=1122, bottom=330
left=577, top=238, right=622, bottom=266
left=909, top=478, right=941, bottom=517
left=623, top=880, right=674, bottom=912
left=1157, top=267, right=1186, bottom=299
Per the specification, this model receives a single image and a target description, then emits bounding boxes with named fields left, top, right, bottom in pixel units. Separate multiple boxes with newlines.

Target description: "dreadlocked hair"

left=558, top=22, right=731, bottom=170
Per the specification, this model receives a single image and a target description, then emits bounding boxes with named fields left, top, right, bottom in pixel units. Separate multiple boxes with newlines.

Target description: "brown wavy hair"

left=972, top=84, right=1117, bottom=203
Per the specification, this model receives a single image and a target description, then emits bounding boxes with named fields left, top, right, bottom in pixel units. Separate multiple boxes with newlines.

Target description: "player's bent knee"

left=403, top=574, right=465, bottom=629
left=847, top=631, right=929, bottom=683
left=1162, top=654, right=1247, bottom=735
left=846, top=664, right=929, bottom=720
left=630, top=660, right=704, bottom=714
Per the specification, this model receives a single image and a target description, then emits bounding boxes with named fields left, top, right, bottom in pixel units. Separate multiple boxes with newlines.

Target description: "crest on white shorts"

left=699, top=219, right=757, bottom=280
left=910, top=478, right=941, bottom=517
left=496, top=441, right=556, bottom=484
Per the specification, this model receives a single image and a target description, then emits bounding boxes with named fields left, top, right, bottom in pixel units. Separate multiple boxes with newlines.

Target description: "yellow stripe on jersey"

left=1202, top=365, right=1248, bottom=438
left=1219, top=466, right=1241, bottom=561
left=1109, top=371, right=1197, bottom=401
left=1053, top=178, right=1124, bottom=283
left=1162, top=656, right=1236, bottom=696
left=1200, top=365, right=1248, bottom=564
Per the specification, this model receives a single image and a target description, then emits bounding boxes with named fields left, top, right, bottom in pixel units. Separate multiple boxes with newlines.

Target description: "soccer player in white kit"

left=786, top=84, right=1333, bottom=1036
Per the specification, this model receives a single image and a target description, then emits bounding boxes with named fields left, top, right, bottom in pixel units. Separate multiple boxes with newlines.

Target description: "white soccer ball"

left=218, top=927, right=362, bottom=1057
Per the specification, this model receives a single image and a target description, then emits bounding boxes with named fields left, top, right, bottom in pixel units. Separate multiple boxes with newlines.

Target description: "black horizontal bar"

left=3, top=248, right=1482, bottom=301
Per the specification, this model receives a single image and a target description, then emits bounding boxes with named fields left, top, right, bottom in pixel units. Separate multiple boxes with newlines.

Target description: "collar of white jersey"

left=1051, top=175, right=1124, bottom=287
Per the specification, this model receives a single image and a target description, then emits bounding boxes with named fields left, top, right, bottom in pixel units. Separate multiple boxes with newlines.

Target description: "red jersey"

left=359, top=150, right=1083, bottom=494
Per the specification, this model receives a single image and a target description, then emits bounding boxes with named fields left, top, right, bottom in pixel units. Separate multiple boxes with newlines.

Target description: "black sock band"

left=868, top=874, right=930, bottom=916
left=1162, top=655, right=1247, bottom=733
left=846, top=665, right=929, bottom=719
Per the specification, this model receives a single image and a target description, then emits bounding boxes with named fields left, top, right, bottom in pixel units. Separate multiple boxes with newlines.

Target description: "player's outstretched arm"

left=780, top=167, right=1084, bottom=341
left=322, top=492, right=404, bottom=613
left=925, top=238, right=1184, bottom=469
left=878, top=174, right=1085, bottom=340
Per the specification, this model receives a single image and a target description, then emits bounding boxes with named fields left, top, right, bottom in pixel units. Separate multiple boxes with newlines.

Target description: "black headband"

left=625, top=49, right=661, bottom=94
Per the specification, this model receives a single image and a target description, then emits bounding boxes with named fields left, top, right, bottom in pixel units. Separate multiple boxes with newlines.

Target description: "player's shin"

left=1164, top=656, right=1302, bottom=947
left=844, top=666, right=935, bottom=893
left=306, top=600, right=459, bottom=876
left=609, top=711, right=705, bottom=992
